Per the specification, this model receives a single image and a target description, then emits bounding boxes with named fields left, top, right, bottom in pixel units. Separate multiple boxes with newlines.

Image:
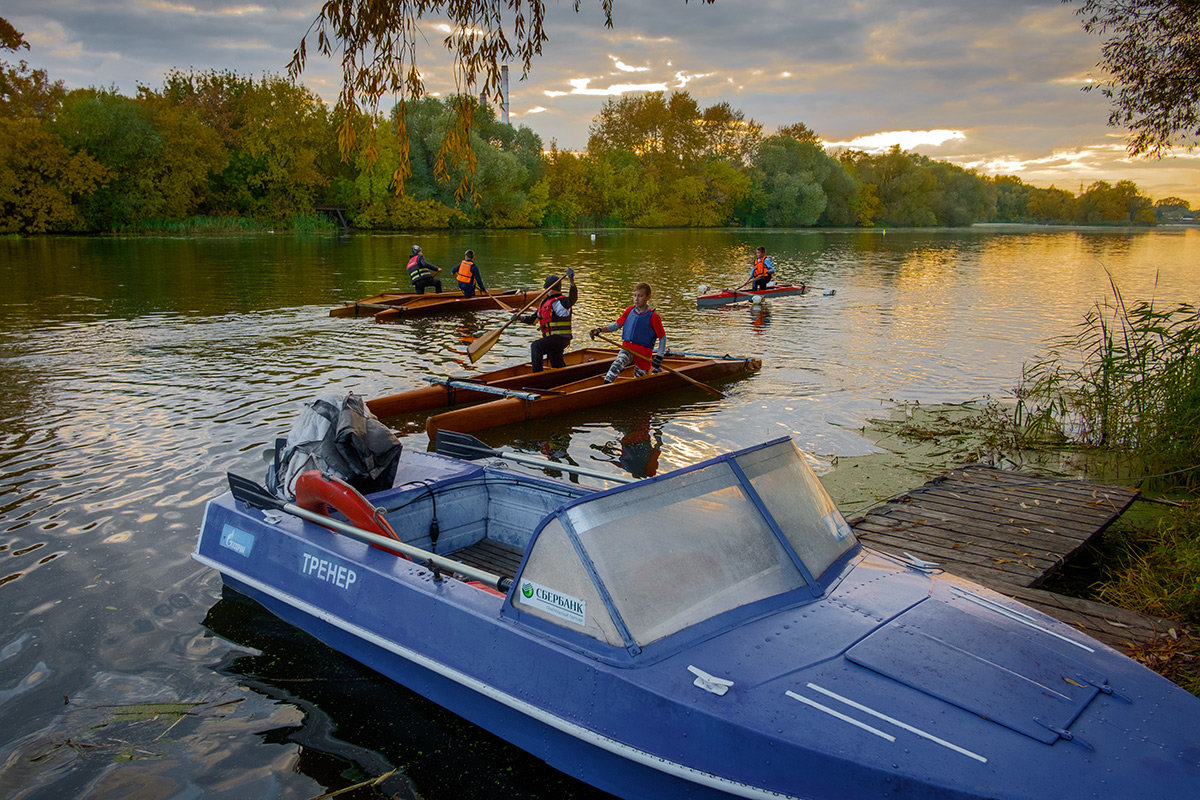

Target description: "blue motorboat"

left=194, top=432, right=1200, bottom=800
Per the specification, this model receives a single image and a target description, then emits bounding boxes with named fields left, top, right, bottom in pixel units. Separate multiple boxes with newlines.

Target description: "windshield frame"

left=503, top=437, right=861, bottom=662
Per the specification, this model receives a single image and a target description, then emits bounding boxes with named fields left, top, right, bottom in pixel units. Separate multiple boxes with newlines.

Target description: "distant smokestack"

left=501, top=65, right=509, bottom=125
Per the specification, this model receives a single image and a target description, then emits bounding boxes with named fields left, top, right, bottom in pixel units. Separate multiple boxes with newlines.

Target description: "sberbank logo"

left=519, top=578, right=586, bottom=625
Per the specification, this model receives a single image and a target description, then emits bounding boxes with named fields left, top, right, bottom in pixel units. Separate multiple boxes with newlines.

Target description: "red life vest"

left=407, top=254, right=434, bottom=280
left=536, top=294, right=571, bottom=337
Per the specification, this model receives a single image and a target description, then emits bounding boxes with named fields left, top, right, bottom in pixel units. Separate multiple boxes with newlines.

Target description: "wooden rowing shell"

left=330, top=289, right=537, bottom=319
left=423, top=353, right=761, bottom=438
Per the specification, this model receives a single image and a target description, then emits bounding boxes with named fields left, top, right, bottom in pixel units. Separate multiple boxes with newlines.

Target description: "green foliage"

left=0, top=118, right=107, bottom=233
left=1154, top=196, right=1193, bottom=222
left=1069, top=0, right=1200, bottom=156
left=1017, top=281, right=1200, bottom=489
left=50, top=89, right=165, bottom=230
left=1095, top=502, right=1200, bottom=625
left=1074, top=179, right=1154, bottom=224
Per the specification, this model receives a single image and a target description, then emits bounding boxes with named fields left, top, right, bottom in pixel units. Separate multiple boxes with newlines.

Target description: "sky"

left=6, top=0, right=1199, bottom=206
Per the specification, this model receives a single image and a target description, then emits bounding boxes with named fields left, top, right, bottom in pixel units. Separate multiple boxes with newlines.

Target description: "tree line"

left=1, top=29, right=1190, bottom=234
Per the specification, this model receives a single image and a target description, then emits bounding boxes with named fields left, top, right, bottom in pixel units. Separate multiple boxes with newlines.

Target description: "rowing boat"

left=196, top=430, right=1200, bottom=800
left=420, top=351, right=760, bottom=438
left=366, top=347, right=618, bottom=418
left=330, top=289, right=538, bottom=320
left=697, top=283, right=807, bottom=308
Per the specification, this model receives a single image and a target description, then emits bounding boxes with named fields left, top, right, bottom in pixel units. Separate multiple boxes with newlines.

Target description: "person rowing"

left=588, top=282, right=666, bottom=383
left=406, top=245, right=442, bottom=294
left=520, top=269, right=577, bottom=372
left=455, top=249, right=487, bottom=298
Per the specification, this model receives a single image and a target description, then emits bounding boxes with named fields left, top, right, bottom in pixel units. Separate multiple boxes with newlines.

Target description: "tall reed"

left=1015, top=276, right=1200, bottom=490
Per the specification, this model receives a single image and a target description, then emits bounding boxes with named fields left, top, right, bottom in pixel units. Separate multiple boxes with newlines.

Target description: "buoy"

left=751, top=295, right=763, bottom=305
left=293, top=470, right=408, bottom=558
left=697, top=284, right=710, bottom=295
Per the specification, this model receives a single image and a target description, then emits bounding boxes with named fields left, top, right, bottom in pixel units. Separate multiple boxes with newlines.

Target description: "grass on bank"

left=125, top=214, right=341, bottom=235
left=835, top=281, right=1200, bottom=693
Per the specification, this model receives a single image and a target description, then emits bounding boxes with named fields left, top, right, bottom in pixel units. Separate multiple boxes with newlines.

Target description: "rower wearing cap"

left=520, top=269, right=577, bottom=372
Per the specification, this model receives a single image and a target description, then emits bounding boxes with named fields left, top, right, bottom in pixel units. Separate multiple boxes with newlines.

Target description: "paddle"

left=467, top=275, right=565, bottom=364
left=435, top=430, right=635, bottom=483
left=592, top=333, right=725, bottom=398
left=226, top=473, right=512, bottom=592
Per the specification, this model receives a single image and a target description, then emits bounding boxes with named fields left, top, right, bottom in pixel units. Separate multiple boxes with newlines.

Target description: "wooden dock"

left=848, top=465, right=1189, bottom=653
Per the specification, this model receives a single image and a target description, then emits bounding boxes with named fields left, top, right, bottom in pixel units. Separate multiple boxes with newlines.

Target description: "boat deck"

left=848, top=465, right=1191, bottom=653
left=450, top=538, right=526, bottom=580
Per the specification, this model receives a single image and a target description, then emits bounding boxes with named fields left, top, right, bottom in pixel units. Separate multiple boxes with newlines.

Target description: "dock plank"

left=847, top=465, right=1190, bottom=653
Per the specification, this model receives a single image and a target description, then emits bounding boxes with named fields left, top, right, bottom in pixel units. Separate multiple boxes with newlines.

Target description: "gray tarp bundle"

left=266, top=393, right=402, bottom=500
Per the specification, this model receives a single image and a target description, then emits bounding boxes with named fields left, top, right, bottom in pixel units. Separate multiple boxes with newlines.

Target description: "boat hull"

left=366, top=347, right=618, bottom=418
left=331, top=289, right=537, bottom=320
left=196, top=458, right=1200, bottom=800
left=697, top=284, right=806, bottom=308
left=422, top=353, right=761, bottom=438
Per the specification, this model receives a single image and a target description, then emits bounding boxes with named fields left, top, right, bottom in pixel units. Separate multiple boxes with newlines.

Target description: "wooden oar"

left=488, top=288, right=518, bottom=312
left=435, top=430, right=635, bottom=483
left=467, top=276, right=564, bottom=363
left=593, top=333, right=725, bottom=398
left=226, top=473, right=512, bottom=592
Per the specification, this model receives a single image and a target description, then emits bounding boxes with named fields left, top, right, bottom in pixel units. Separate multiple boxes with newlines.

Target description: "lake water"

left=1, top=226, right=1197, bottom=798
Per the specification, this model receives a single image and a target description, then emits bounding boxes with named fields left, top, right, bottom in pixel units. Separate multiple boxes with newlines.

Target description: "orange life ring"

left=293, top=470, right=409, bottom=559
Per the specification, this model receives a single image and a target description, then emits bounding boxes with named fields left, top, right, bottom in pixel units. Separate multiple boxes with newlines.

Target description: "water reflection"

left=202, top=589, right=611, bottom=800
left=588, top=413, right=664, bottom=479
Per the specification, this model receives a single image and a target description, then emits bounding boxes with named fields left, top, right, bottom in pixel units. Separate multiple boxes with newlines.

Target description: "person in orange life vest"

left=406, top=245, right=442, bottom=294
left=455, top=249, right=487, bottom=297
left=750, top=246, right=774, bottom=291
left=518, top=269, right=577, bottom=372
left=588, top=282, right=666, bottom=383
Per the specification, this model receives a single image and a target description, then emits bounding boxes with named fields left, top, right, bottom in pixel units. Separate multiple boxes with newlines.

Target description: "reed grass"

left=1014, top=276, right=1200, bottom=491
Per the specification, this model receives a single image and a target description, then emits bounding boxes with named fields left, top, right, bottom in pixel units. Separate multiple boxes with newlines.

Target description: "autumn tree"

left=1067, top=0, right=1200, bottom=155
left=1026, top=185, right=1078, bottom=222
left=0, top=19, right=106, bottom=233
left=158, top=70, right=333, bottom=220
left=778, top=122, right=821, bottom=144
left=699, top=102, right=762, bottom=165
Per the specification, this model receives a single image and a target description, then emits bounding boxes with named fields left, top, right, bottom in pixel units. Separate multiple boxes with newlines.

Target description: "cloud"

left=824, top=129, right=968, bottom=151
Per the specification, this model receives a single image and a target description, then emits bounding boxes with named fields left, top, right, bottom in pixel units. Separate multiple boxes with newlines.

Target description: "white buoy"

left=590, top=233, right=596, bottom=241
left=751, top=294, right=763, bottom=305
left=823, top=289, right=836, bottom=296
left=697, top=284, right=710, bottom=295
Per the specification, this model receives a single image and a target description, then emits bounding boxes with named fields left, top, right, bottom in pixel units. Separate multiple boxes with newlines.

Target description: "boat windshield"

left=512, top=439, right=856, bottom=649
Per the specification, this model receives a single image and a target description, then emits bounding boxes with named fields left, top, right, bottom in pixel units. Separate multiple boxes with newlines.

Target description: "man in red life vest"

left=589, top=282, right=666, bottom=383
left=750, top=245, right=774, bottom=291
left=520, top=268, right=577, bottom=372
left=406, top=245, right=442, bottom=294
left=455, top=249, right=487, bottom=297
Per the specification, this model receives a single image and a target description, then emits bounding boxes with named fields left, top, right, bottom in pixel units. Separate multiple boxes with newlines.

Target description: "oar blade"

left=467, top=328, right=502, bottom=363
left=228, top=472, right=285, bottom=512
left=434, top=429, right=500, bottom=461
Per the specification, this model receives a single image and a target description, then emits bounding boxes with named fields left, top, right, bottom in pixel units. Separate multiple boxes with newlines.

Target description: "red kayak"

left=696, top=283, right=806, bottom=308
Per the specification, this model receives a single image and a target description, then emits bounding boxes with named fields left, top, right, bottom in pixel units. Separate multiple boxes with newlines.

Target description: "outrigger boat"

left=330, top=289, right=538, bottom=321
left=697, top=283, right=807, bottom=308
left=196, top=431, right=1200, bottom=800
left=366, top=349, right=760, bottom=439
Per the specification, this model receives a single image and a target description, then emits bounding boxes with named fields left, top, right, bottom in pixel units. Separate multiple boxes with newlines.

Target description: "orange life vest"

left=753, top=255, right=770, bottom=279
left=456, top=259, right=475, bottom=284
